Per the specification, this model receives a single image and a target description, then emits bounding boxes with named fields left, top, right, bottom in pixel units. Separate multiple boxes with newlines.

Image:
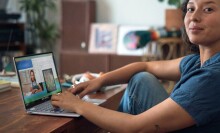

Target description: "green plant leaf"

left=19, top=0, right=59, bottom=52
left=158, top=0, right=181, bottom=8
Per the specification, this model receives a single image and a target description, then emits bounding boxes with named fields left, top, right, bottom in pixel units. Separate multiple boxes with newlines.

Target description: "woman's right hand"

left=31, top=88, right=38, bottom=94
left=70, top=78, right=103, bottom=98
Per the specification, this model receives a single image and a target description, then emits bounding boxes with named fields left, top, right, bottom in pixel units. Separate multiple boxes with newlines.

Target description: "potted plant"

left=19, top=0, right=59, bottom=53
left=158, top=0, right=184, bottom=31
left=158, top=0, right=182, bottom=8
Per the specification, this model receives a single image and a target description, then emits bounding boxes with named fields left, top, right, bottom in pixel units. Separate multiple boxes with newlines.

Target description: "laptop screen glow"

left=14, top=53, right=62, bottom=108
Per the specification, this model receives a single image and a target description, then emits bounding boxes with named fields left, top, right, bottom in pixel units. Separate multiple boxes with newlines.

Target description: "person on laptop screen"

left=52, top=0, right=220, bottom=132
left=30, top=69, right=43, bottom=94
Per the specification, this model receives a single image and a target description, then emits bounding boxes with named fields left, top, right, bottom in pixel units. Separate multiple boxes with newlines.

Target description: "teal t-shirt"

left=171, top=53, right=220, bottom=132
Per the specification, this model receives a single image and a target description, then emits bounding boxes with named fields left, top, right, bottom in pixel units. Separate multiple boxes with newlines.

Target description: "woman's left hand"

left=51, top=91, right=83, bottom=112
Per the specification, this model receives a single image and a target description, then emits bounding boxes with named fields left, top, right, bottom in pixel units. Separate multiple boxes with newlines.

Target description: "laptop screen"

left=14, top=53, right=62, bottom=108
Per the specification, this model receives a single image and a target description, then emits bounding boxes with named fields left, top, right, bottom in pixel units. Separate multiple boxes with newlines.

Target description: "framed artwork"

left=89, top=23, right=118, bottom=54
left=117, top=25, right=150, bottom=56
left=42, top=68, right=56, bottom=93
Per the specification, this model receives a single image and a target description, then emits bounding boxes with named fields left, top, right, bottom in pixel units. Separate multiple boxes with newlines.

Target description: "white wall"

left=8, top=0, right=174, bottom=27
left=7, top=0, right=175, bottom=70
left=6, top=0, right=61, bottom=23
left=96, top=0, right=174, bottom=27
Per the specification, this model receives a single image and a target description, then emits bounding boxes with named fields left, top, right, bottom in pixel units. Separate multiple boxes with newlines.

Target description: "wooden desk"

left=0, top=85, right=125, bottom=133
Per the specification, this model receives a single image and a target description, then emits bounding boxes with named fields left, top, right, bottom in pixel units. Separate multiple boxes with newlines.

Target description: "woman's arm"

left=51, top=91, right=195, bottom=133
left=30, top=86, right=35, bottom=94
left=100, top=57, right=183, bottom=86
left=72, top=57, right=183, bottom=97
left=37, top=84, right=43, bottom=92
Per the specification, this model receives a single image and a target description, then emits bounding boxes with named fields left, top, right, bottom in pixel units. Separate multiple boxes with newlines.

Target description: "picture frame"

left=89, top=23, right=118, bottom=54
left=42, top=68, right=56, bottom=92
left=117, top=25, right=150, bottom=56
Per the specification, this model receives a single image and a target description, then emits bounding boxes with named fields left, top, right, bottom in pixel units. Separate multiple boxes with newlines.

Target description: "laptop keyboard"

left=30, top=101, right=64, bottom=113
left=29, top=96, right=106, bottom=113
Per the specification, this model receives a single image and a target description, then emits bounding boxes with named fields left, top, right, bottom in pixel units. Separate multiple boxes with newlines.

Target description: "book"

left=0, top=76, right=19, bottom=87
left=0, top=80, right=11, bottom=89
left=0, top=86, right=11, bottom=93
left=0, top=80, right=11, bottom=93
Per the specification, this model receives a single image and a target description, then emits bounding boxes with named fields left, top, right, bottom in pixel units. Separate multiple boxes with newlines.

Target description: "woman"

left=52, top=0, right=220, bottom=132
left=30, top=69, right=43, bottom=94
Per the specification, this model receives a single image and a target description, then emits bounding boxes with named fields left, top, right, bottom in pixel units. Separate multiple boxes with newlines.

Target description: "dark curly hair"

left=181, top=0, right=200, bottom=54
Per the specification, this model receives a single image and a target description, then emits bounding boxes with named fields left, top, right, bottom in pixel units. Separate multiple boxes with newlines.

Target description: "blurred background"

left=0, top=0, right=184, bottom=76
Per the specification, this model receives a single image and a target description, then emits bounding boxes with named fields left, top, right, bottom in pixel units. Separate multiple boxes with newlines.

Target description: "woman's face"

left=184, top=0, right=220, bottom=46
left=30, top=71, right=35, bottom=82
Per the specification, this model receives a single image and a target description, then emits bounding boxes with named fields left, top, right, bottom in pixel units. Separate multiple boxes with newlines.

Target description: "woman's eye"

left=204, top=8, right=213, bottom=12
left=187, top=8, right=194, bottom=12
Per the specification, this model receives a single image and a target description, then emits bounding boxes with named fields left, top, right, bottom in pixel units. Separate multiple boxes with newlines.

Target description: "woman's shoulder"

left=179, top=54, right=200, bottom=73
left=181, top=54, right=200, bottom=64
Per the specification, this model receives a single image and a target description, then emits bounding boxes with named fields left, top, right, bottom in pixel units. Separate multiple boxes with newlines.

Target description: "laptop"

left=13, top=52, right=105, bottom=117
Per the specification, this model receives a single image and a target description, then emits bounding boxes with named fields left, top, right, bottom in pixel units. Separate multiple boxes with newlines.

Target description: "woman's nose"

left=190, top=10, right=201, bottom=22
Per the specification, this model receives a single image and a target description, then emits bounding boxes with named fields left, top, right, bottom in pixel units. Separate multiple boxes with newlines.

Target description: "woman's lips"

left=189, top=26, right=204, bottom=33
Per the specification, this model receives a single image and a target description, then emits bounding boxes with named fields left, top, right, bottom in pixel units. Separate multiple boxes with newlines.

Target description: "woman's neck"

left=199, top=45, right=220, bottom=65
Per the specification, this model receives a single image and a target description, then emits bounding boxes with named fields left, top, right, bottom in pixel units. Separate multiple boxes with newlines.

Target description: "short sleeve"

left=170, top=54, right=220, bottom=126
left=179, top=54, right=199, bottom=74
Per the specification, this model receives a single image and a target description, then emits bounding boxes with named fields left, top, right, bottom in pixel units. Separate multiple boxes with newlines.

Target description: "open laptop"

left=13, top=52, right=105, bottom=117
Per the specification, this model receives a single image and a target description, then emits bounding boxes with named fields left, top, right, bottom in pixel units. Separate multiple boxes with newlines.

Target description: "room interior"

left=0, top=0, right=186, bottom=132
left=0, top=0, right=185, bottom=77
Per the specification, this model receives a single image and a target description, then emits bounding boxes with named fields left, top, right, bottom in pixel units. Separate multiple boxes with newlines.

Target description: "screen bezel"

left=13, top=52, right=62, bottom=109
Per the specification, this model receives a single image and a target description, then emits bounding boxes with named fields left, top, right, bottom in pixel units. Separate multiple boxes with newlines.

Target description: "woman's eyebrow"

left=187, top=1, right=194, bottom=7
left=188, top=1, right=216, bottom=5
